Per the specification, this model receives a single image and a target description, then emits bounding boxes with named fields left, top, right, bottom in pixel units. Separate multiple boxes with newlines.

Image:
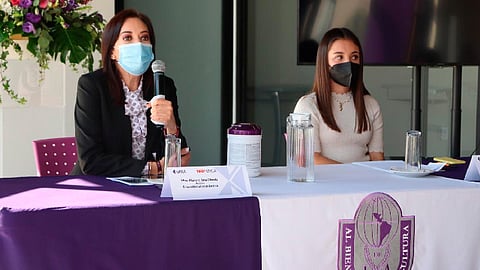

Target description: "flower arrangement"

left=0, top=0, right=105, bottom=104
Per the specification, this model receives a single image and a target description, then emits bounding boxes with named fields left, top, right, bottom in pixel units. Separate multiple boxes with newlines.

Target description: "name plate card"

left=464, top=155, right=480, bottom=181
left=161, top=165, right=252, bottom=200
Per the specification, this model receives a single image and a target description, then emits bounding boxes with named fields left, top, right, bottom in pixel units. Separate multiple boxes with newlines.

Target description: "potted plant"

left=0, top=0, right=105, bottom=104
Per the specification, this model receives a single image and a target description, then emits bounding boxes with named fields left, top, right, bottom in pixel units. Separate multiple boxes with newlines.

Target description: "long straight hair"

left=312, top=27, right=370, bottom=133
left=100, top=9, right=156, bottom=105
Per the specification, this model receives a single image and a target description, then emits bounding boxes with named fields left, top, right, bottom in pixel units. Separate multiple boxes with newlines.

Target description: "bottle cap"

left=227, top=123, right=262, bottom=135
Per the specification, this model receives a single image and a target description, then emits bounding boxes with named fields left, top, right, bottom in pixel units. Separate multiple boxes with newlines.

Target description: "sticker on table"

left=337, top=192, right=415, bottom=270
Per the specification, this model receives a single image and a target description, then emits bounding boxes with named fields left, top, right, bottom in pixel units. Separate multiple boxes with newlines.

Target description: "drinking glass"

left=404, top=130, right=422, bottom=171
left=164, top=135, right=182, bottom=172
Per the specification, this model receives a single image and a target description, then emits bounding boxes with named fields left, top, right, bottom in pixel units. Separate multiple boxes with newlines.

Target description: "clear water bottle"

left=286, top=113, right=314, bottom=182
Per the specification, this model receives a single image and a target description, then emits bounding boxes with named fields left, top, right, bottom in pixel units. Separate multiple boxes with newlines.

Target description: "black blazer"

left=71, top=69, right=188, bottom=176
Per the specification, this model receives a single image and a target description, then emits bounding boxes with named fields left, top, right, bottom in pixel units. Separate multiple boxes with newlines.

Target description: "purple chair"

left=32, top=137, right=77, bottom=176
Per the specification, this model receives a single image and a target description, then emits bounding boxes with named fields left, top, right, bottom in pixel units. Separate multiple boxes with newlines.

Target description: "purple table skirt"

left=0, top=175, right=261, bottom=270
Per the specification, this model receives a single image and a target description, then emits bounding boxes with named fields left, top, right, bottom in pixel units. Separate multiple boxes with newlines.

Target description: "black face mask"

left=329, top=62, right=360, bottom=88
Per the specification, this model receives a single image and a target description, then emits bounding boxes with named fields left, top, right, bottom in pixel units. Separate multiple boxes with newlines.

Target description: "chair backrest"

left=32, top=137, right=77, bottom=176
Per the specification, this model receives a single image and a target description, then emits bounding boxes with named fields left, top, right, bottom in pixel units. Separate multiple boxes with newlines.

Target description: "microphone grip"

left=153, top=72, right=165, bottom=96
left=150, top=95, right=165, bottom=126
left=152, top=70, right=166, bottom=127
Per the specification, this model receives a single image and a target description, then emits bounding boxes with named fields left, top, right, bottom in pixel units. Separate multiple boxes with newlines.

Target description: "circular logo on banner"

left=337, top=192, right=415, bottom=270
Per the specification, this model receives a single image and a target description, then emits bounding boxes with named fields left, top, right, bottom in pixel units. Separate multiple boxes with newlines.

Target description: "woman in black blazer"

left=71, top=9, right=190, bottom=176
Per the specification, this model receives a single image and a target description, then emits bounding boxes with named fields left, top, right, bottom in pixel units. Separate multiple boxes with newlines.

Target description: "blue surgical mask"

left=117, top=43, right=154, bottom=76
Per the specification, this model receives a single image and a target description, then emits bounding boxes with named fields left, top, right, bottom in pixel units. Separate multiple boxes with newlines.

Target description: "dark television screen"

left=298, top=0, right=480, bottom=66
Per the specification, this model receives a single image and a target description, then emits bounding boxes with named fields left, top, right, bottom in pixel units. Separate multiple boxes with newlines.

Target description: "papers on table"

left=107, top=176, right=163, bottom=186
left=352, top=160, right=446, bottom=177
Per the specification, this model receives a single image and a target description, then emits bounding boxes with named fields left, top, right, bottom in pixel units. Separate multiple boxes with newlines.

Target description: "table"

left=251, top=163, right=480, bottom=270
left=0, top=175, right=261, bottom=270
left=2, top=161, right=478, bottom=270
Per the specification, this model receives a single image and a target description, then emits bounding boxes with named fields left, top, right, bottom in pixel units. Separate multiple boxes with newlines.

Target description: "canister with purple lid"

left=227, top=123, right=262, bottom=177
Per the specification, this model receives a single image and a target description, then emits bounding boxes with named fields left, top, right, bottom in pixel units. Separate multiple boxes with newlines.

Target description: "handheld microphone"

left=152, top=59, right=166, bottom=97
left=151, top=60, right=166, bottom=126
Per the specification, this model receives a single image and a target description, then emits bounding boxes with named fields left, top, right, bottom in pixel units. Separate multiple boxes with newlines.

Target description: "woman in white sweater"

left=294, top=28, right=384, bottom=164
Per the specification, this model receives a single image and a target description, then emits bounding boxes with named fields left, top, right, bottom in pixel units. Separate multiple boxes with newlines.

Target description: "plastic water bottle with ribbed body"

left=286, top=113, right=314, bottom=182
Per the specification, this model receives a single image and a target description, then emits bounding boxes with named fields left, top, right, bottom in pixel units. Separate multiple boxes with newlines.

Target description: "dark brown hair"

left=312, top=27, right=370, bottom=133
left=101, top=9, right=156, bottom=104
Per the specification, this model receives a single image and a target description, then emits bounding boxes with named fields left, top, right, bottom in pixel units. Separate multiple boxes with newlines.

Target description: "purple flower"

left=19, top=0, right=33, bottom=8
left=22, top=21, right=36, bottom=34
left=26, top=13, right=41, bottom=24
left=63, top=0, right=78, bottom=12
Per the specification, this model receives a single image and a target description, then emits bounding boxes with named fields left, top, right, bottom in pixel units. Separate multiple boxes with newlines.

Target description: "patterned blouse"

left=123, top=80, right=149, bottom=174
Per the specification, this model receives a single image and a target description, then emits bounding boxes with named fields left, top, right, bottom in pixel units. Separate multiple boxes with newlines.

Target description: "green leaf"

left=0, top=32, right=8, bottom=43
left=26, top=38, right=38, bottom=56
left=50, top=25, right=93, bottom=65
left=38, top=30, right=53, bottom=51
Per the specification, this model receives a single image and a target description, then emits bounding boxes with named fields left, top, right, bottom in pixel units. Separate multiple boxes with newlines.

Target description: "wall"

left=0, top=2, right=115, bottom=177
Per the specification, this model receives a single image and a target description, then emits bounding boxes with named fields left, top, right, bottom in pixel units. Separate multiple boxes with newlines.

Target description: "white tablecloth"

left=251, top=163, right=480, bottom=270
